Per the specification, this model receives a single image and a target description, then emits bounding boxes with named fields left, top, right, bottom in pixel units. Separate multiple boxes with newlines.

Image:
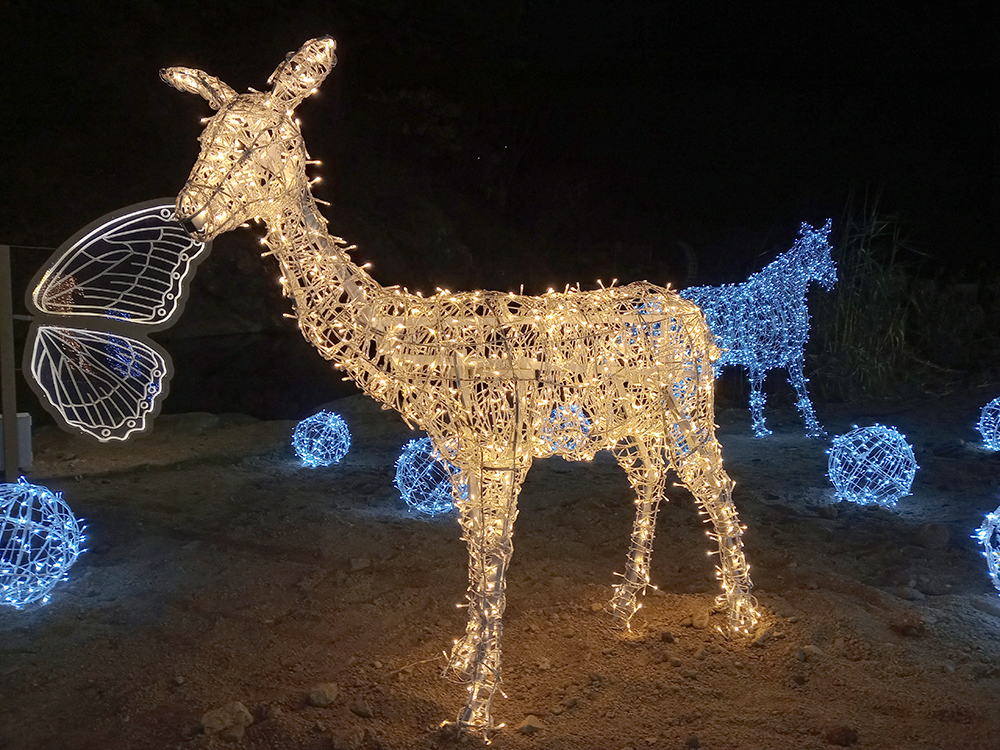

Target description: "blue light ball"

left=0, top=477, right=86, bottom=608
left=974, top=506, right=1000, bottom=596
left=293, top=411, right=351, bottom=467
left=827, top=424, right=918, bottom=508
left=542, top=404, right=592, bottom=452
left=395, top=438, right=465, bottom=516
left=977, top=397, right=1000, bottom=452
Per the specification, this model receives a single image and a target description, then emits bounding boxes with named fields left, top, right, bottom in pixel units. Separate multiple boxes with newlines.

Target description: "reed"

left=809, top=191, right=918, bottom=401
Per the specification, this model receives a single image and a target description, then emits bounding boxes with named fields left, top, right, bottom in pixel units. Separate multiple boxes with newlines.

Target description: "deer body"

left=163, top=37, right=756, bottom=734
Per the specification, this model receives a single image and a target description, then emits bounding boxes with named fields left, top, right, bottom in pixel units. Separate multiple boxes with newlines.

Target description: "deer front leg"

left=445, top=463, right=527, bottom=734
left=609, top=438, right=667, bottom=627
left=748, top=367, right=772, bottom=437
left=786, top=356, right=825, bottom=438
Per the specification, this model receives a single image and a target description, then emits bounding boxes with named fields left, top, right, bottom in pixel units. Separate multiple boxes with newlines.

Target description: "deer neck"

left=259, top=188, right=400, bottom=384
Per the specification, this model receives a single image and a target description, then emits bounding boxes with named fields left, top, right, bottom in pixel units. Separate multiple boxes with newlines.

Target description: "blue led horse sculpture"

left=682, top=220, right=835, bottom=438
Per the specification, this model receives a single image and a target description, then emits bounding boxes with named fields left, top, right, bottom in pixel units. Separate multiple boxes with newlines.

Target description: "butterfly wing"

left=26, top=324, right=170, bottom=442
left=28, top=198, right=209, bottom=330
left=24, top=198, right=210, bottom=442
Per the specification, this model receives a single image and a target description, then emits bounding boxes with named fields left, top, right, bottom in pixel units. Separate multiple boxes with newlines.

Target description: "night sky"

left=2, top=2, right=996, bottom=281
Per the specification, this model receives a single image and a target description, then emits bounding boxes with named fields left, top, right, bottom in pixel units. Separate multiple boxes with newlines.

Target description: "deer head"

left=161, top=37, right=337, bottom=241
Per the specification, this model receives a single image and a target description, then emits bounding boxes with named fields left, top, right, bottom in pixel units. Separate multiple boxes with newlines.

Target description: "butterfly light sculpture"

left=24, top=199, right=211, bottom=442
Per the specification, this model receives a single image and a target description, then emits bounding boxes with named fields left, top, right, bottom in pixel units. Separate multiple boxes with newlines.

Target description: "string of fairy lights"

left=3, top=27, right=1000, bottom=746
left=162, top=36, right=758, bottom=734
left=681, top=220, right=836, bottom=438
left=0, top=479, right=86, bottom=608
left=827, top=424, right=918, bottom=508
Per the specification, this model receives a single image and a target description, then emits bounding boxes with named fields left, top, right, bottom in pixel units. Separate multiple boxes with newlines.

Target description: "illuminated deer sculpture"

left=162, top=37, right=757, bottom=734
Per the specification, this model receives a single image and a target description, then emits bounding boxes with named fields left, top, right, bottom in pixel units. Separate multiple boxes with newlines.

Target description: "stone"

left=350, top=557, right=371, bottom=571
left=817, top=505, right=838, bottom=519
left=692, top=611, right=710, bottom=629
left=825, top=725, right=859, bottom=746
left=218, top=725, right=247, bottom=743
left=350, top=701, right=374, bottom=719
left=259, top=703, right=283, bottom=720
left=517, top=715, right=545, bottom=734
left=332, top=726, right=365, bottom=750
left=306, top=682, right=340, bottom=707
left=796, top=644, right=825, bottom=661
left=201, top=701, right=254, bottom=737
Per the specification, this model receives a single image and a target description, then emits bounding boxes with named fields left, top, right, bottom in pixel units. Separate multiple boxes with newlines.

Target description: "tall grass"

left=809, top=192, right=920, bottom=402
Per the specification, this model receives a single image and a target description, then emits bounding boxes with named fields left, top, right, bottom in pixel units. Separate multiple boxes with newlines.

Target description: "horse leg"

left=608, top=437, right=668, bottom=626
left=748, top=367, right=772, bottom=437
left=673, top=437, right=757, bottom=636
left=445, top=462, right=528, bottom=734
left=787, top=356, right=825, bottom=438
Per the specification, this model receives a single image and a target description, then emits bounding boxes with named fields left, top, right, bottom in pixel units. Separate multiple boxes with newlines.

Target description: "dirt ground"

left=3, top=382, right=1000, bottom=750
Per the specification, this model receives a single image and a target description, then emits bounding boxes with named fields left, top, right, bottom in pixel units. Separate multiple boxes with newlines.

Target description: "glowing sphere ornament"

left=292, top=411, right=351, bottom=467
left=395, top=438, right=465, bottom=515
left=0, top=478, right=86, bottom=608
left=974, top=507, right=1000, bottom=595
left=827, top=424, right=918, bottom=508
left=977, top=397, right=1000, bottom=452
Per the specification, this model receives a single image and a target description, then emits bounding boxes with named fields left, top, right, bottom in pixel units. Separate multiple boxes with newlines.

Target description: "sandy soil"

left=3, top=385, right=1000, bottom=750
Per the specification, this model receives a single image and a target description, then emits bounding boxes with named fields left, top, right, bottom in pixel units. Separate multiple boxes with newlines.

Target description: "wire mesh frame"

left=162, top=36, right=759, bottom=735
left=977, top=397, right=1000, bottom=452
left=292, top=411, right=351, bottom=467
left=827, top=424, right=918, bottom=508
left=974, top=507, right=1000, bottom=595
left=681, top=221, right=835, bottom=438
left=395, top=437, right=465, bottom=515
left=0, top=477, right=85, bottom=608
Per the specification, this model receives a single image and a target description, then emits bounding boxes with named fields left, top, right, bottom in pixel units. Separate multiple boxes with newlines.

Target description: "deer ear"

left=160, top=67, right=237, bottom=110
left=267, top=36, right=337, bottom=108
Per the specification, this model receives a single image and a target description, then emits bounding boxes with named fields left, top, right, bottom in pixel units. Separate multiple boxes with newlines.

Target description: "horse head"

left=799, top=219, right=837, bottom=291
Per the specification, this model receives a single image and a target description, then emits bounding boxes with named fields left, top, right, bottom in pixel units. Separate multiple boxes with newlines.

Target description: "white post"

left=0, top=245, right=20, bottom=480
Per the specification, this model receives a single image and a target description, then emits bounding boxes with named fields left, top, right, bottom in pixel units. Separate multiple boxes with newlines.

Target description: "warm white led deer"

left=162, top=37, right=757, bottom=735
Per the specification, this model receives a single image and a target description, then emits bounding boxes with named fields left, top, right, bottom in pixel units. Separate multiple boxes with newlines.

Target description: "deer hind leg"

left=748, top=367, right=772, bottom=437
left=786, top=356, right=825, bottom=438
left=673, top=436, right=757, bottom=636
left=445, top=462, right=528, bottom=734
left=608, top=437, right=668, bottom=627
